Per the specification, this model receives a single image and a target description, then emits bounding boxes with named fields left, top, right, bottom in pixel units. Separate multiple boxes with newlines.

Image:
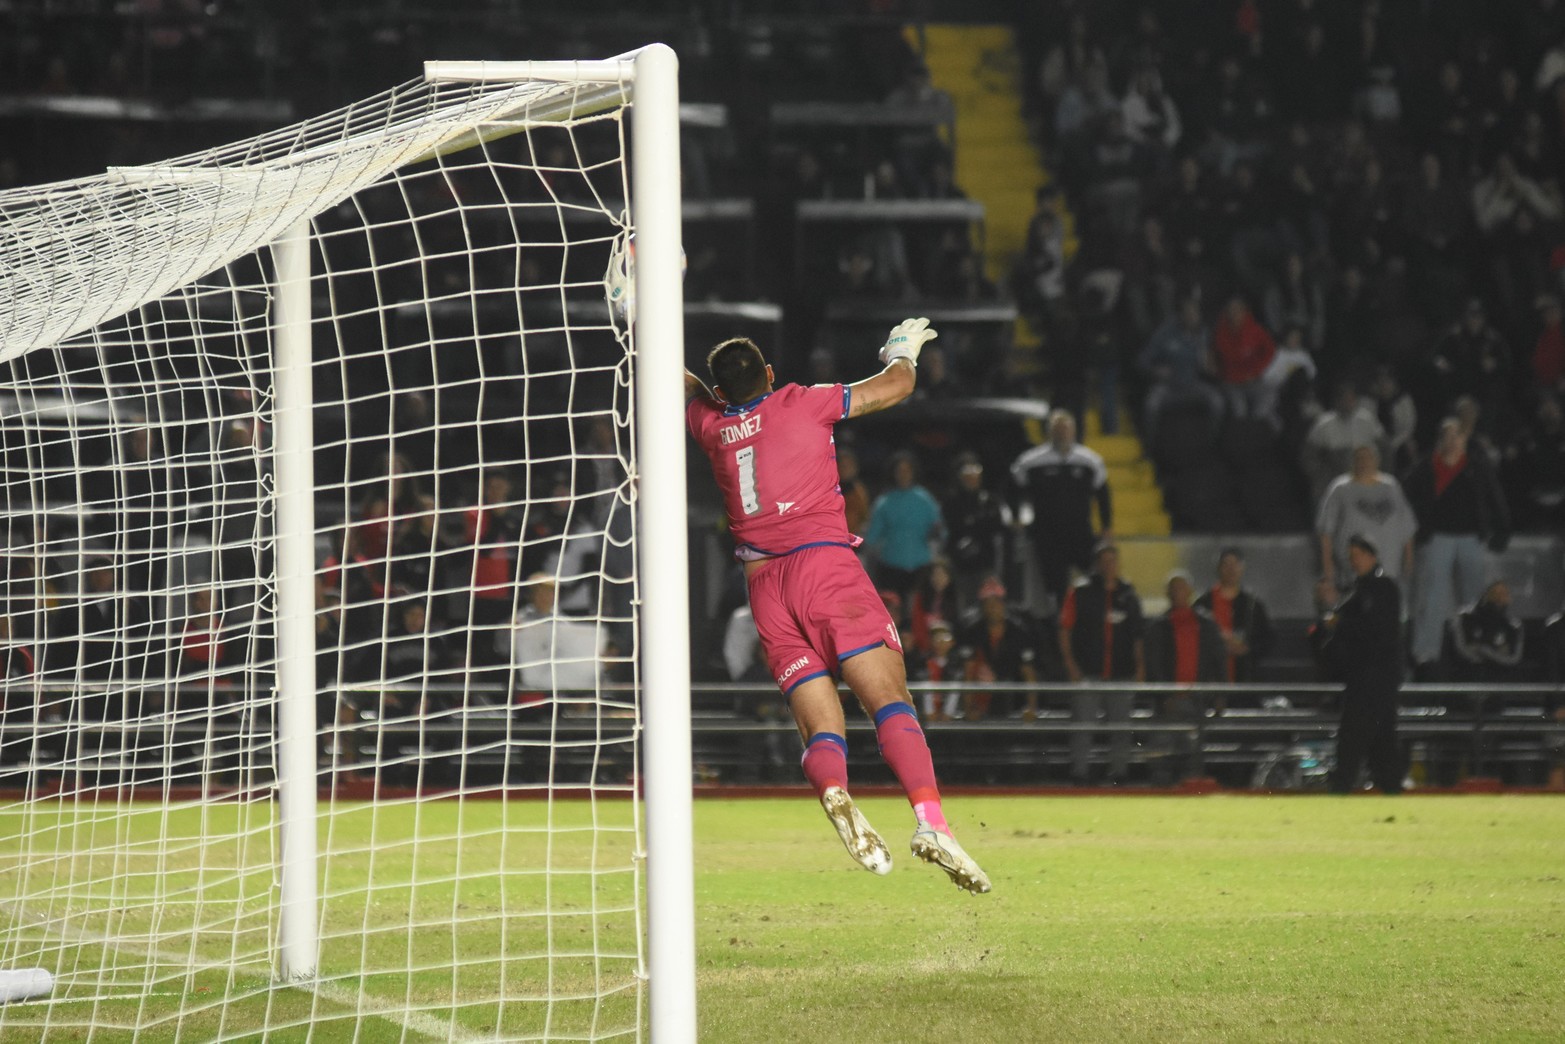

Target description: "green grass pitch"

left=3, top=794, right=1562, bottom=1041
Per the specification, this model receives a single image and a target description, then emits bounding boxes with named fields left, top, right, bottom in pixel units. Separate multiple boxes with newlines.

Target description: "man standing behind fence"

left=1058, top=542, right=1144, bottom=786
left=1194, top=548, right=1274, bottom=682
left=1010, top=409, right=1112, bottom=612
left=1315, top=535, right=1405, bottom=795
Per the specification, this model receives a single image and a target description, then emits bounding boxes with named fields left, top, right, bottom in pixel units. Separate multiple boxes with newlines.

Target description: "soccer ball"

left=603, top=233, right=686, bottom=326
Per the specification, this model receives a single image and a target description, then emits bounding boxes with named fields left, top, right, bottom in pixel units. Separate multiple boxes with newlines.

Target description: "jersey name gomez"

left=687, top=383, right=859, bottom=560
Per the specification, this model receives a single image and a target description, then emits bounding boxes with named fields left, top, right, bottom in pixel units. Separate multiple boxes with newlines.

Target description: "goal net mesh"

left=0, top=66, right=646, bottom=1040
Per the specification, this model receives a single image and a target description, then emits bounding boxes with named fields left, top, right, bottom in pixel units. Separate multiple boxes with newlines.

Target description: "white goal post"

left=0, top=43, right=693, bottom=1042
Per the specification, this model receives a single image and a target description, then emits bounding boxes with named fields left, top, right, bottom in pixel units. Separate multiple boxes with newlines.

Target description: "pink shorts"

left=746, top=544, right=903, bottom=695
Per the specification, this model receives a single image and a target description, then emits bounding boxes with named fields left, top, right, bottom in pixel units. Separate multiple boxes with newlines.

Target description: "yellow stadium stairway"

left=913, top=23, right=1046, bottom=290
left=1084, top=409, right=1170, bottom=537
left=916, top=23, right=1172, bottom=538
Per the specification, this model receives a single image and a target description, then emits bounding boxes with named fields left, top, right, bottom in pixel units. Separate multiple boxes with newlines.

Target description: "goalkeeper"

left=685, top=319, right=990, bottom=894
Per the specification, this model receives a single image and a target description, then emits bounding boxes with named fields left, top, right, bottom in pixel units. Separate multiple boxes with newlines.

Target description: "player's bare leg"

left=840, top=646, right=992, bottom=894
left=788, top=674, right=892, bottom=875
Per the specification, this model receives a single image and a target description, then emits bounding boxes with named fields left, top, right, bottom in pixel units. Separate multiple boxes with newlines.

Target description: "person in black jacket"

left=1058, top=542, right=1144, bottom=785
left=941, top=453, right=1009, bottom=604
left=1194, top=547, right=1275, bottom=682
left=1402, top=417, right=1510, bottom=676
left=1442, top=580, right=1525, bottom=684
left=1011, top=410, right=1113, bottom=612
left=1145, top=571, right=1225, bottom=784
left=1316, top=534, right=1405, bottom=794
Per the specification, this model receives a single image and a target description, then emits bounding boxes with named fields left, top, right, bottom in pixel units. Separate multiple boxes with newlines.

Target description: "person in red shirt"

left=1145, top=571, right=1226, bottom=784
left=1211, top=293, right=1277, bottom=423
left=1058, top=542, right=1145, bottom=785
left=1194, top=548, right=1275, bottom=682
left=180, top=589, right=229, bottom=690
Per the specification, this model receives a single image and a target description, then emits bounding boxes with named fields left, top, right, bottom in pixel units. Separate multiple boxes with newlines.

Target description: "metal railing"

left=2, top=681, right=1561, bottom=791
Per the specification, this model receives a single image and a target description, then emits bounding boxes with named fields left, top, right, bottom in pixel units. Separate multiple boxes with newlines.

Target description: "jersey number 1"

left=735, top=446, right=761, bottom=516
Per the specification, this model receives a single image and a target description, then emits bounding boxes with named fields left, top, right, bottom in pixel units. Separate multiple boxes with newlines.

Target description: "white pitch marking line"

left=2, top=904, right=485, bottom=1043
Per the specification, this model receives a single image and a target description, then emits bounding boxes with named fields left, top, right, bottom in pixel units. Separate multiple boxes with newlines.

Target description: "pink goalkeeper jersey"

left=688, top=383, right=860, bottom=561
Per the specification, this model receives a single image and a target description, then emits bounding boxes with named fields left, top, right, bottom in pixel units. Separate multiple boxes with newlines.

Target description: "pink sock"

left=801, top=733, right=848, bottom=799
left=874, top=703, right=947, bottom=828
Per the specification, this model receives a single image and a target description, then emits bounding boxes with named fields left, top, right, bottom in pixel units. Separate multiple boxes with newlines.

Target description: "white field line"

left=296, top=977, right=493, bottom=1043
left=2, top=904, right=488, bottom=1042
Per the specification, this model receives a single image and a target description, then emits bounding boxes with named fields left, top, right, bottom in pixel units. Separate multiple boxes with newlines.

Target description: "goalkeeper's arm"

left=685, top=369, right=712, bottom=403
left=847, top=317, right=936, bottom=419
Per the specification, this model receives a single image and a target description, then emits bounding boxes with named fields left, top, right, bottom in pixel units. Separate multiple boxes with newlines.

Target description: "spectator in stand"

left=1400, top=153, right=1473, bottom=317
left=1263, top=252, right=1326, bottom=354
left=835, top=446, right=872, bottom=537
left=1505, top=393, right=1565, bottom=530
left=1421, top=59, right=1478, bottom=176
left=1122, top=215, right=1180, bottom=340
left=912, top=344, right=961, bottom=400
left=1082, top=109, right=1150, bottom=239
left=1054, top=56, right=1118, bottom=148
left=1194, top=548, right=1274, bottom=684
left=1016, top=187, right=1070, bottom=333
left=1057, top=255, right=1128, bottom=435
left=909, top=558, right=961, bottom=657
left=1315, top=535, right=1405, bottom=795
left=956, top=576, right=1038, bottom=722
left=884, top=63, right=953, bottom=189
left=0, top=616, right=34, bottom=682
left=1215, top=161, right=1280, bottom=280
left=1472, top=153, right=1562, bottom=324
left=510, top=573, right=603, bottom=714
left=941, top=452, right=1008, bottom=603
left=1275, top=131, right=1331, bottom=267
left=1191, top=53, right=1273, bottom=175
left=1211, top=293, right=1277, bottom=423
left=1427, top=298, right=1511, bottom=440
left=1150, top=155, right=1214, bottom=263
left=179, top=588, right=228, bottom=679
left=315, top=585, right=367, bottom=769
left=1256, top=323, right=1319, bottom=431
left=1533, top=293, right=1564, bottom=397
left=1010, top=409, right=1112, bottom=612
left=1368, top=364, right=1418, bottom=474
left=0, top=616, right=36, bottom=762
left=1058, top=542, right=1144, bottom=786
left=380, top=600, right=457, bottom=718
left=1302, top=380, right=1388, bottom=504
left=1121, top=68, right=1181, bottom=155
left=466, top=469, right=522, bottom=678
left=1317, top=445, right=1418, bottom=594
left=1453, top=395, right=1503, bottom=469
left=1404, top=418, right=1511, bottom=676
left=388, top=494, right=458, bottom=614
left=863, top=451, right=944, bottom=601
left=914, top=619, right=964, bottom=722
left=722, top=604, right=767, bottom=686
left=1138, top=297, right=1222, bottom=445
left=1320, top=262, right=1380, bottom=392
left=1442, top=581, right=1525, bottom=684
left=1144, top=570, right=1225, bottom=785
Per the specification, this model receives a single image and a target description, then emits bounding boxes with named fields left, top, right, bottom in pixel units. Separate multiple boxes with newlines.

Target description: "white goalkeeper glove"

left=878, top=316, right=937, bottom=368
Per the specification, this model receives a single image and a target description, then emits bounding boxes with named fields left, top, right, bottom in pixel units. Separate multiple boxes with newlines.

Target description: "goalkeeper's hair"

left=707, top=338, right=768, bottom=402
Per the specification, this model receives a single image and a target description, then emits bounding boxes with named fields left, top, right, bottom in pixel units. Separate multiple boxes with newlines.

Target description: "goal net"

left=0, top=48, right=693, bottom=1041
